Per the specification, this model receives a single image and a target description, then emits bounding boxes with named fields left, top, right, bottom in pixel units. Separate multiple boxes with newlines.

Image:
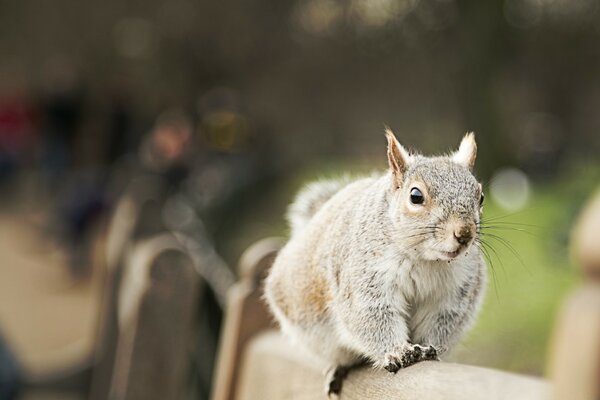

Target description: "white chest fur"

left=377, top=248, right=478, bottom=313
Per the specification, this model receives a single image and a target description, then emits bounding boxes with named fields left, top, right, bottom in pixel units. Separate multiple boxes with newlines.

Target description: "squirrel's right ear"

left=385, top=128, right=409, bottom=189
left=452, top=132, right=477, bottom=171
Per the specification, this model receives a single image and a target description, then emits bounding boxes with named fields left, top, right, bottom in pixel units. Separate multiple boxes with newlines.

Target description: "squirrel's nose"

left=453, top=226, right=473, bottom=245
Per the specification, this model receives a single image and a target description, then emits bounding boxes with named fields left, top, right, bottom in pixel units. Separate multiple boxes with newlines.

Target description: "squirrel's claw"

left=415, top=344, right=439, bottom=361
left=382, top=343, right=439, bottom=373
left=383, top=353, right=402, bottom=373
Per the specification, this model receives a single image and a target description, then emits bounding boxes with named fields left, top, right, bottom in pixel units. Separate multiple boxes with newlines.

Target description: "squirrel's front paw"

left=382, top=343, right=438, bottom=373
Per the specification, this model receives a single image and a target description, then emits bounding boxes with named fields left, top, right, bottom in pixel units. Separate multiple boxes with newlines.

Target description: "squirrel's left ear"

left=452, top=132, right=477, bottom=170
left=385, top=127, right=410, bottom=188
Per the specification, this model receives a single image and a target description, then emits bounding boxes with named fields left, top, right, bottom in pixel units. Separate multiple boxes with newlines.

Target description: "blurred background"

left=0, top=0, right=599, bottom=398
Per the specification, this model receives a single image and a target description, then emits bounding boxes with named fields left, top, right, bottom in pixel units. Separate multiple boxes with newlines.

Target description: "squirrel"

left=264, top=129, right=487, bottom=396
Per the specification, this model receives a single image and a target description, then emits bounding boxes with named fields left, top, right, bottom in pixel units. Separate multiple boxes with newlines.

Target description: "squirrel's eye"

left=479, top=192, right=485, bottom=206
left=410, top=188, right=424, bottom=205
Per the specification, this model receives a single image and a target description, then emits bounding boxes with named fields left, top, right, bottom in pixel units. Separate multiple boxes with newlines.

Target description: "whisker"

left=473, top=239, right=498, bottom=299
left=478, top=225, right=542, bottom=238
left=481, top=210, right=532, bottom=222
left=478, top=232, right=530, bottom=274
left=479, top=221, right=544, bottom=229
left=476, top=237, right=506, bottom=274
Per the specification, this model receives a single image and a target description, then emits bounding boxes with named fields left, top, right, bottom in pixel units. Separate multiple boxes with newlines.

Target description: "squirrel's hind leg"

left=326, top=365, right=349, bottom=398
left=325, top=358, right=369, bottom=398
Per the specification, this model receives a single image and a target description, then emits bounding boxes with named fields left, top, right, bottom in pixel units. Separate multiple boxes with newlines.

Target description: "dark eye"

left=479, top=192, right=485, bottom=206
left=410, top=188, right=424, bottom=205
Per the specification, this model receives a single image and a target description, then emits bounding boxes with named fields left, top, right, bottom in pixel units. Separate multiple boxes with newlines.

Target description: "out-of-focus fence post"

left=108, top=233, right=202, bottom=400
left=211, top=237, right=283, bottom=400
left=549, top=190, right=600, bottom=400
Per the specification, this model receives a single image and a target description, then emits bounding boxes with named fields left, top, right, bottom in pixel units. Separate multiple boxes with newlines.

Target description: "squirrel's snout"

left=453, top=226, right=474, bottom=245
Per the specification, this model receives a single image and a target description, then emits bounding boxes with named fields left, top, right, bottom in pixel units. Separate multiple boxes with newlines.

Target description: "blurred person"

left=43, top=79, right=136, bottom=279
left=115, top=108, right=197, bottom=238
left=139, top=109, right=194, bottom=181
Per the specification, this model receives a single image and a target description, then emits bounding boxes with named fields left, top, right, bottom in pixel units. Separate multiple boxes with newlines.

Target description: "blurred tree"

left=0, top=0, right=598, bottom=176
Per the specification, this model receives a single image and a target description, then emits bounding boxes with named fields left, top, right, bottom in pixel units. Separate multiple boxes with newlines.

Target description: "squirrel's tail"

left=287, top=178, right=349, bottom=236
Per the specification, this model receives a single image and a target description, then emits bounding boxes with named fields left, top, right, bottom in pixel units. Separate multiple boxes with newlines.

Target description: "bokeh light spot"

left=490, top=168, right=531, bottom=211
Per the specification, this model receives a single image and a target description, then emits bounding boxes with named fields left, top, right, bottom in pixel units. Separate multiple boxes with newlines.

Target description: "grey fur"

left=265, top=132, right=487, bottom=389
left=287, top=177, right=351, bottom=236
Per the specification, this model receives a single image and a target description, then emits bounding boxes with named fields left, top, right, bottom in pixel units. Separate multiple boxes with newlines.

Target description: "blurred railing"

left=21, top=180, right=233, bottom=400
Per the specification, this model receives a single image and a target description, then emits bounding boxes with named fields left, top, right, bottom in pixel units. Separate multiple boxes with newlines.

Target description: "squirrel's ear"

left=452, top=132, right=477, bottom=170
left=385, top=128, right=409, bottom=188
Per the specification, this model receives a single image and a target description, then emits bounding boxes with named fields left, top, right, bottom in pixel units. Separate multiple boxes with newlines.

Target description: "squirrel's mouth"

left=441, top=250, right=461, bottom=259
left=442, top=249, right=460, bottom=258
left=438, top=246, right=467, bottom=260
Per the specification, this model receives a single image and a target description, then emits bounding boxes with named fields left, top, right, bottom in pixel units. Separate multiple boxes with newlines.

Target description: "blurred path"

left=0, top=205, right=103, bottom=376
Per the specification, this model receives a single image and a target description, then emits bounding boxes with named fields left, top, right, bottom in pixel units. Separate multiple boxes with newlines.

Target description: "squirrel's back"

left=286, top=177, right=351, bottom=236
left=267, top=174, right=389, bottom=317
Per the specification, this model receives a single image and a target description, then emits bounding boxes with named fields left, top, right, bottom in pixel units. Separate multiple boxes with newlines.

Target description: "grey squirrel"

left=265, top=129, right=487, bottom=396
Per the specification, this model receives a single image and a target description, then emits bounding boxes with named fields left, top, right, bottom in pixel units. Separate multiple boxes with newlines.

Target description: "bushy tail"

left=287, top=178, right=349, bottom=236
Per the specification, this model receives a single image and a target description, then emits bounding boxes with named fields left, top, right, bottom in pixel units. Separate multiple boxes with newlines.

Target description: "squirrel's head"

left=385, top=129, right=483, bottom=262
